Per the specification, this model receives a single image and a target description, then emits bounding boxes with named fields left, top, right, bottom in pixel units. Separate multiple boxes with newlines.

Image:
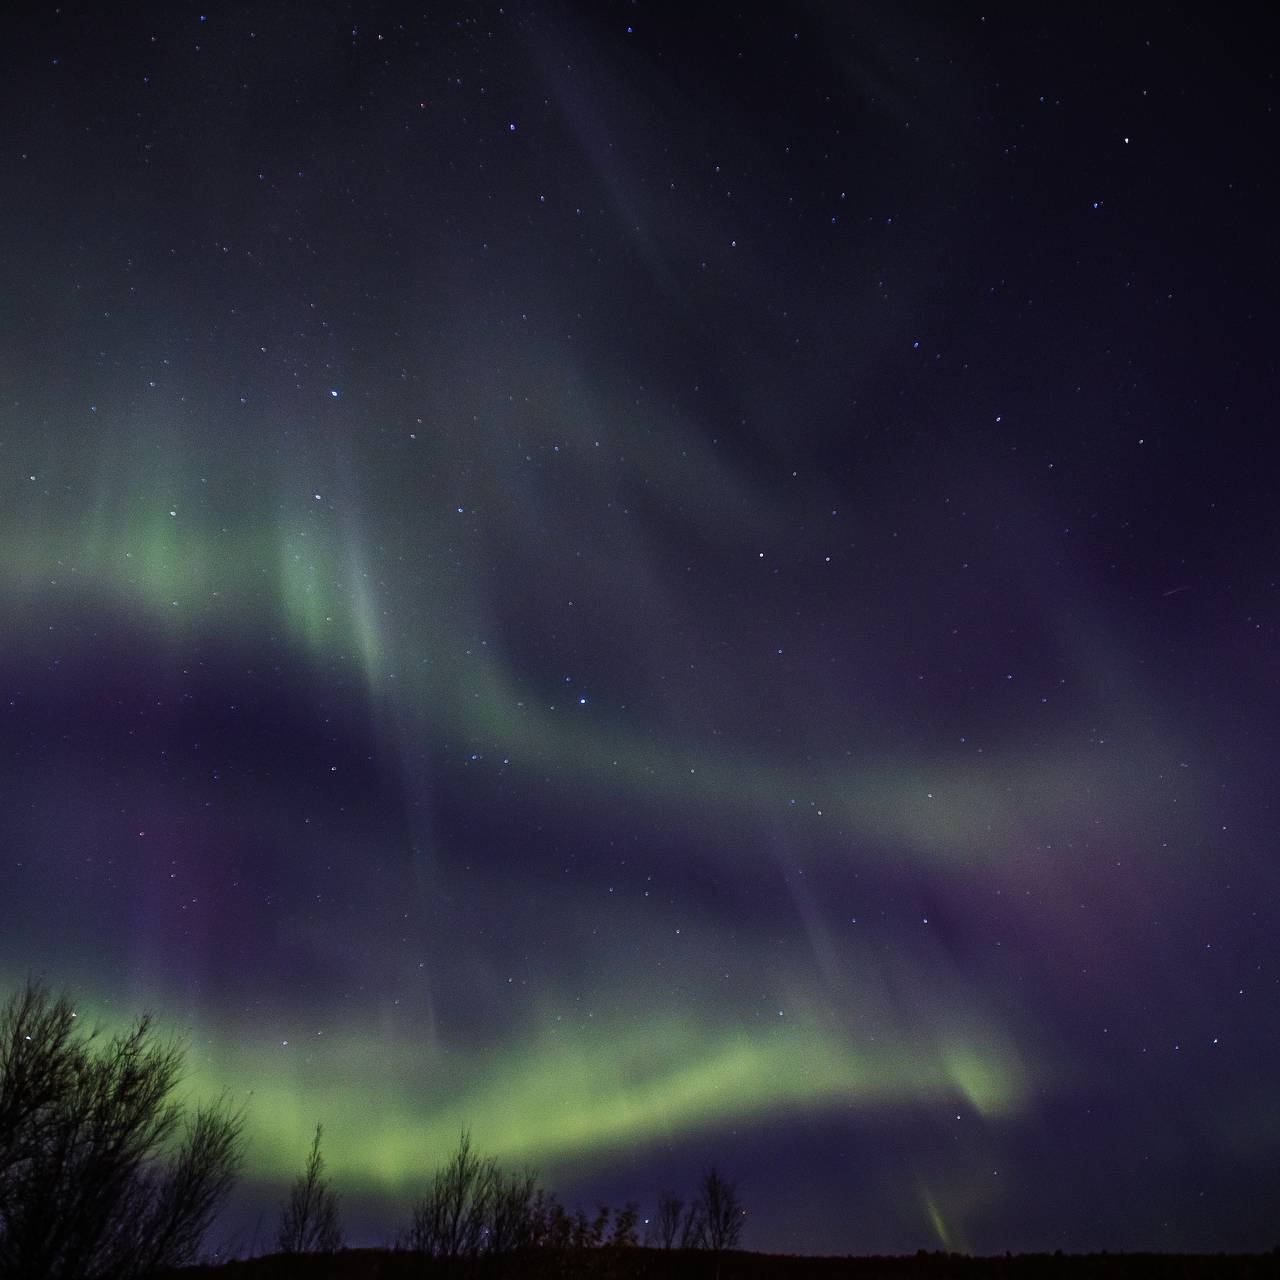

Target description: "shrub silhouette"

left=403, top=1130, right=651, bottom=1267
left=0, top=979, right=245, bottom=1279
left=277, top=1122, right=342, bottom=1254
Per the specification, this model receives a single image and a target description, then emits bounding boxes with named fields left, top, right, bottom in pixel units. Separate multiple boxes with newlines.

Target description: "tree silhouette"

left=648, top=1190, right=684, bottom=1248
left=690, top=1164, right=743, bottom=1254
left=405, top=1128, right=493, bottom=1260
left=569, top=1204, right=611, bottom=1250
left=608, top=1201, right=639, bottom=1248
left=0, top=979, right=244, bottom=1280
left=401, top=1130, right=653, bottom=1264
left=277, top=1122, right=342, bottom=1254
left=485, top=1165, right=538, bottom=1254
left=681, top=1199, right=705, bottom=1249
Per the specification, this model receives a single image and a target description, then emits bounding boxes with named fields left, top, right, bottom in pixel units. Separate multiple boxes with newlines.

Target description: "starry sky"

left=2, top=0, right=1278, bottom=1257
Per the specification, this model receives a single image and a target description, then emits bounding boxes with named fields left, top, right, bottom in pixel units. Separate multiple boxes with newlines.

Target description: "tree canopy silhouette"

left=0, top=979, right=245, bottom=1280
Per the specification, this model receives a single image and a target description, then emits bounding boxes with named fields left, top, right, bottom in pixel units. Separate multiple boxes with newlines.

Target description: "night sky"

left=2, top=0, right=1278, bottom=1257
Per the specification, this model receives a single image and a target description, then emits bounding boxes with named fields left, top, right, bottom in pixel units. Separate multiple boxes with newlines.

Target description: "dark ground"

left=166, top=1247, right=1280, bottom=1279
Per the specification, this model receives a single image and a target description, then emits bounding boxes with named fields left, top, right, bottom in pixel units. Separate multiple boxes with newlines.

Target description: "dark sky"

left=2, top=0, right=1278, bottom=1257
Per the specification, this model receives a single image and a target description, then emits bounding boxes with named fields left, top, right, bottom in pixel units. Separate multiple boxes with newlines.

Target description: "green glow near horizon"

left=183, top=1011, right=1030, bottom=1190
left=0, top=439, right=1181, bottom=1214
left=6, top=977, right=1031, bottom=1193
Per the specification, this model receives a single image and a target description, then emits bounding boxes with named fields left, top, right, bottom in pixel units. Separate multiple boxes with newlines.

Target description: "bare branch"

left=0, top=979, right=245, bottom=1280
left=277, top=1122, right=342, bottom=1254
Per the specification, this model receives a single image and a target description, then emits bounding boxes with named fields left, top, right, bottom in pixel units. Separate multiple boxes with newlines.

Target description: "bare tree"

left=277, top=1123, right=342, bottom=1253
left=680, top=1199, right=705, bottom=1249
left=647, top=1190, right=684, bottom=1248
left=690, top=1164, right=743, bottom=1254
left=0, top=983, right=81, bottom=1188
left=486, top=1165, right=539, bottom=1255
left=406, top=1128, right=494, bottom=1259
left=528, top=1189, right=571, bottom=1250
left=608, top=1201, right=639, bottom=1248
left=569, top=1204, right=611, bottom=1250
left=400, top=1128, right=656, bottom=1263
left=0, top=979, right=245, bottom=1280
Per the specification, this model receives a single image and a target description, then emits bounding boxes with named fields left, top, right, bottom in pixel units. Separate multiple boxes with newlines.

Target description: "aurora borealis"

left=2, top=0, right=1278, bottom=1256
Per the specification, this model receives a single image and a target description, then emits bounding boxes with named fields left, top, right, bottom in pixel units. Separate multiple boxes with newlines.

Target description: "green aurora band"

left=0, top=422, right=1194, bottom=1219
left=4, top=979, right=1030, bottom=1193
